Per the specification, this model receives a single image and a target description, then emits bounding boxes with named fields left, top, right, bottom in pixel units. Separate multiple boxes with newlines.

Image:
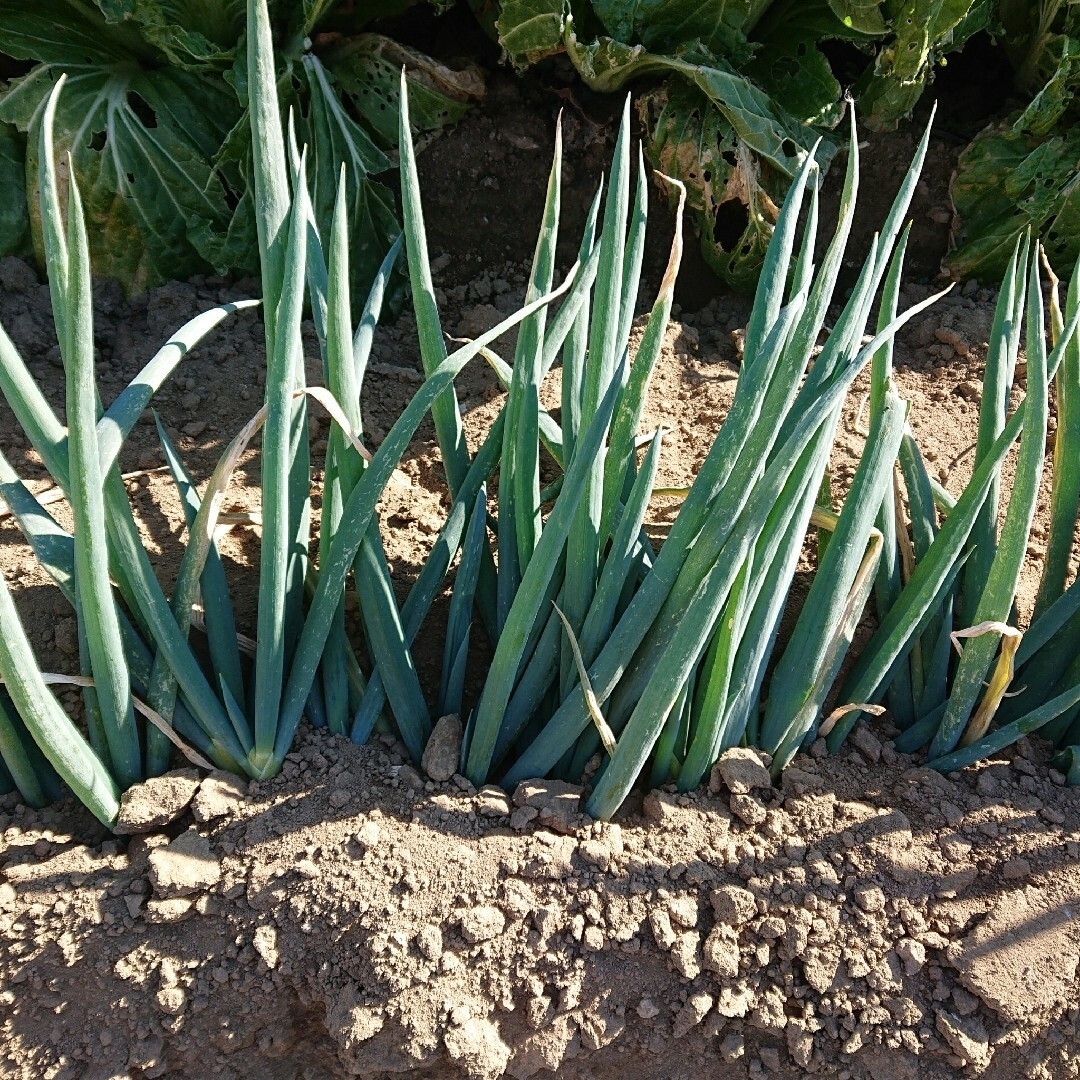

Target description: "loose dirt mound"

left=1, top=730, right=1079, bottom=1080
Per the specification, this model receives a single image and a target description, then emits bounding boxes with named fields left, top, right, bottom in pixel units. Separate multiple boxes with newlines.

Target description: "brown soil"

left=2, top=734, right=1079, bottom=1080
left=1, top=62, right=1079, bottom=1080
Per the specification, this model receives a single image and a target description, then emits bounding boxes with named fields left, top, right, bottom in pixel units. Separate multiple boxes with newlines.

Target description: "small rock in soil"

left=252, top=925, right=279, bottom=969
left=114, top=769, right=200, bottom=834
left=512, top=778, right=584, bottom=834
left=443, top=1016, right=511, bottom=1080
left=669, top=930, right=701, bottom=979
left=719, top=1032, right=745, bottom=1061
left=666, top=893, right=698, bottom=928
left=850, top=722, right=883, bottom=763
left=459, top=905, right=506, bottom=943
left=144, top=897, right=193, bottom=923
left=703, top=924, right=740, bottom=979
left=936, top=1009, right=992, bottom=1068
left=710, top=884, right=757, bottom=925
left=416, top=924, right=443, bottom=961
left=648, top=907, right=677, bottom=950
left=787, top=1022, right=814, bottom=1068
left=476, top=785, right=512, bottom=817
left=148, top=828, right=221, bottom=898
left=396, top=764, right=424, bottom=793
left=355, top=819, right=382, bottom=851
left=730, top=792, right=767, bottom=825
left=672, top=991, right=713, bottom=1038
left=421, top=714, right=462, bottom=782
left=190, top=770, right=247, bottom=823
left=710, top=746, right=772, bottom=794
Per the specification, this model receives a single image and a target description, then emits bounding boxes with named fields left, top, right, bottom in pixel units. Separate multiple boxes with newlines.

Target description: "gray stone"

left=422, top=714, right=462, bottom=782
left=851, top=723, right=883, bottom=763
left=114, top=769, right=200, bottom=834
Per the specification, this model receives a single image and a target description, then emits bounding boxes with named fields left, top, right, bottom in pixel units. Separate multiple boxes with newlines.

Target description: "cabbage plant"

left=470, top=0, right=994, bottom=288
left=0, top=0, right=483, bottom=301
left=947, top=1, right=1080, bottom=281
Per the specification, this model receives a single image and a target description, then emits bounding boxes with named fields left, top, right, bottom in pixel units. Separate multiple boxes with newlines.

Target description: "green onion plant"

left=828, top=240, right=1080, bottom=776
left=0, top=0, right=572, bottom=825
left=2, top=0, right=1076, bottom=832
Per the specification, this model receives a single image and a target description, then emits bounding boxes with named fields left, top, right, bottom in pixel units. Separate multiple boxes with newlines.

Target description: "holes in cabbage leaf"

left=126, top=92, right=157, bottom=129
left=713, top=197, right=749, bottom=252
left=89, top=130, right=107, bottom=152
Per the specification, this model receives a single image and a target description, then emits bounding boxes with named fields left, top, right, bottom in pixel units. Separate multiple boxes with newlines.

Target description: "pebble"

left=156, top=987, right=186, bottom=1015
left=253, top=925, right=279, bottom=969
left=294, top=858, right=320, bottom=879
left=719, top=1032, right=745, bottom=1061
left=396, top=765, right=424, bottom=793
left=896, top=938, right=927, bottom=975
left=421, top=715, right=462, bottom=782
left=854, top=885, right=886, bottom=913
left=710, top=884, right=757, bottom=925
left=648, top=907, right=677, bottom=950
left=710, top=747, right=772, bottom=794
left=669, top=930, right=700, bottom=979
left=666, top=894, right=698, bottom=929
left=703, top=924, right=740, bottom=979
left=850, top=724, right=883, bottom=764
left=1002, top=857, right=1031, bottom=880
left=729, top=792, right=767, bottom=826
left=416, top=924, right=443, bottom=961
left=936, top=1010, right=992, bottom=1068
left=672, top=991, right=713, bottom=1038
left=636, top=997, right=660, bottom=1019
left=512, top=778, right=584, bottom=835
left=144, top=897, right=193, bottom=923
left=355, top=821, right=382, bottom=851
left=476, top=786, right=512, bottom=818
